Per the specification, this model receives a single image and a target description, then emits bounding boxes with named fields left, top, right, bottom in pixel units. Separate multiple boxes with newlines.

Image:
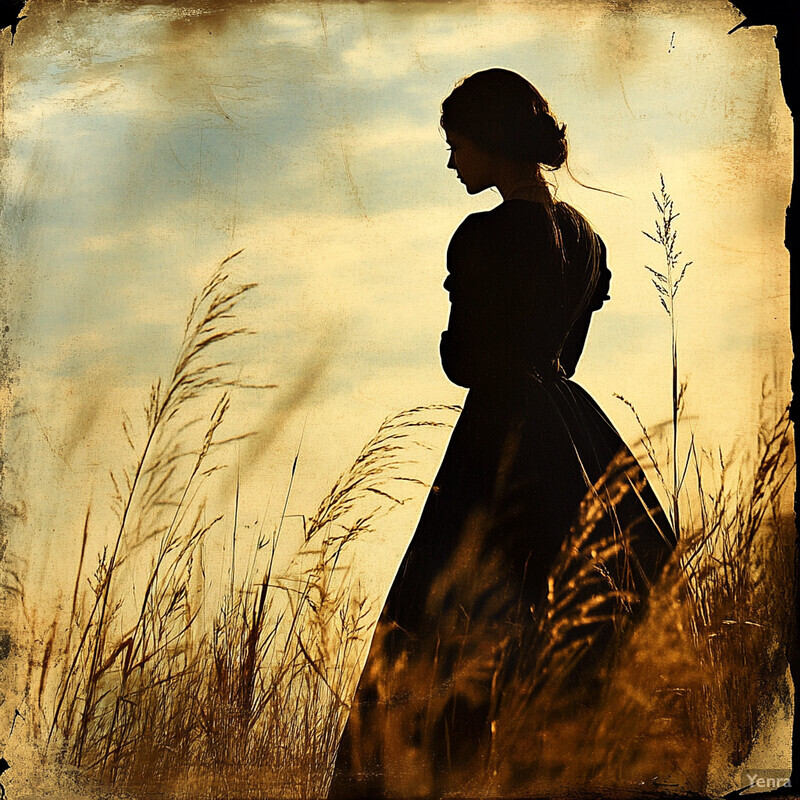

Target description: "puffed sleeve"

left=559, top=235, right=611, bottom=378
left=439, top=214, right=509, bottom=388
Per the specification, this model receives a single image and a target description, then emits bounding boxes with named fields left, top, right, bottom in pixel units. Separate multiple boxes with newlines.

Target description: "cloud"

left=337, top=3, right=601, bottom=82
left=328, top=117, right=433, bottom=153
left=5, top=72, right=127, bottom=135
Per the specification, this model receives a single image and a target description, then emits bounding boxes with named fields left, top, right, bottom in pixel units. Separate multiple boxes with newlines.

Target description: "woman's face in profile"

left=445, top=130, right=495, bottom=194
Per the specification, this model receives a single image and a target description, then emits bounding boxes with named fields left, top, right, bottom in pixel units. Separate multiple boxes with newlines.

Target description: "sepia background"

left=0, top=0, right=793, bottom=792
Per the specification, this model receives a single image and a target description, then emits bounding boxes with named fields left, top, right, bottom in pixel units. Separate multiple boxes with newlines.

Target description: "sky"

left=0, top=0, right=794, bottom=785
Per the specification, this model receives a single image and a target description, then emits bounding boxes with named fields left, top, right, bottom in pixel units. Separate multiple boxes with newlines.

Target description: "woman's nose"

left=447, top=151, right=456, bottom=170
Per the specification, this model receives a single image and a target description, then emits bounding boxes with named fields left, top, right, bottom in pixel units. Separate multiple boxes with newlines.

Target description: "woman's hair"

left=441, top=68, right=567, bottom=170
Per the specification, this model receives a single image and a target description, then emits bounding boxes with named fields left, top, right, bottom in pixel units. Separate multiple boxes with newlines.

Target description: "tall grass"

left=10, top=257, right=454, bottom=799
left=643, top=174, right=694, bottom=538
left=681, top=402, right=794, bottom=771
left=44, top=252, right=257, bottom=777
left=639, top=178, right=794, bottom=776
left=493, top=400, right=793, bottom=797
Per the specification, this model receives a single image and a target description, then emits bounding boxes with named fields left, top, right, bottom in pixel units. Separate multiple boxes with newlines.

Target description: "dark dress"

left=330, top=198, right=676, bottom=798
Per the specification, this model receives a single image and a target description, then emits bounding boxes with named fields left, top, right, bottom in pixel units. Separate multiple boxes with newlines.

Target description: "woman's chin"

left=455, top=176, right=488, bottom=194
left=460, top=180, right=489, bottom=195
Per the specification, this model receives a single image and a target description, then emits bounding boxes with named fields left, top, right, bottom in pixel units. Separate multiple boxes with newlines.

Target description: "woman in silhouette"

left=330, top=69, right=676, bottom=798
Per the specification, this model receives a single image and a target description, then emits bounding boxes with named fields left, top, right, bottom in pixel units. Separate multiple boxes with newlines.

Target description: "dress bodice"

left=439, top=199, right=610, bottom=388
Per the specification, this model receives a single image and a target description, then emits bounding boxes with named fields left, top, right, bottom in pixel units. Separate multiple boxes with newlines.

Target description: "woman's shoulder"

left=447, top=209, right=499, bottom=256
left=450, top=201, right=549, bottom=242
left=458, top=198, right=592, bottom=227
left=449, top=199, right=605, bottom=258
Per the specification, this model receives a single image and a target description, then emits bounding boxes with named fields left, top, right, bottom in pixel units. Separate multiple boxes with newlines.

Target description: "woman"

left=330, top=69, right=676, bottom=798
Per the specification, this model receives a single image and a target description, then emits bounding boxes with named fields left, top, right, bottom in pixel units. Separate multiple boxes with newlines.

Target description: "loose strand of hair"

left=563, top=158, right=628, bottom=199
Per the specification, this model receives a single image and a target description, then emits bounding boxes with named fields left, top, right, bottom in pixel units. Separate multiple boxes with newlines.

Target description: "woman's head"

left=441, top=68, right=567, bottom=172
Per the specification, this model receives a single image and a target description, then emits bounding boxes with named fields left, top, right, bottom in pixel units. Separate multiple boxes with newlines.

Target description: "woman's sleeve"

left=439, top=215, right=507, bottom=388
left=559, top=235, right=611, bottom=378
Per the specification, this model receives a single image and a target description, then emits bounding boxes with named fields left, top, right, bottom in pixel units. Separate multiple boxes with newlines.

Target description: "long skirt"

left=329, top=375, right=676, bottom=798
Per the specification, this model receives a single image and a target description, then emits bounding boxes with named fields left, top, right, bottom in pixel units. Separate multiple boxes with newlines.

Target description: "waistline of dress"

left=464, top=361, right=571, bottom=407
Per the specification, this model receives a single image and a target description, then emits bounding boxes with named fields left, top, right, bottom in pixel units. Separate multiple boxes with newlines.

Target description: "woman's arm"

left=439, top=214, right=509, bottom=388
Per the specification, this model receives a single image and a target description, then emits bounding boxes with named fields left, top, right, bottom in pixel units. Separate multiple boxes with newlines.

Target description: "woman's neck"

left=493, top=160, right=550, bottom=201
left=501, top=180, right=552, bottom=203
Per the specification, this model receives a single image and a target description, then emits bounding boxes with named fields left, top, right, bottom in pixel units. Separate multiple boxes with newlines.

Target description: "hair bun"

left=528, top=113, right=567, bottom=169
